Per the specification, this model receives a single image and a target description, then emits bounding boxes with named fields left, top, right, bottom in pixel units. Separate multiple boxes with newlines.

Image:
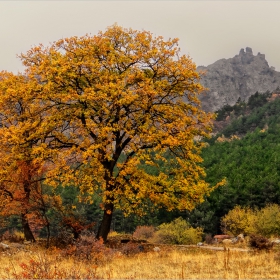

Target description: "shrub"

left=61, top=233, right=115, bottom=264
left=221, top=205, right=256, bottom=236
left=1, top=230, right=24, bottom=243
left=222, top=204, right=280, bottom=238
left=133, top=225, right=156, bottom=240
left=254, top=204, right=280, bottom=237
left=249, top=234, right=274, bottom=251
left=119, top=241, right=144, bottom=256
left=204, top=233, right=214, bottom=244
left=152, top=217, right=203, bottom=245
left=50, top=228, right=75, bottom=248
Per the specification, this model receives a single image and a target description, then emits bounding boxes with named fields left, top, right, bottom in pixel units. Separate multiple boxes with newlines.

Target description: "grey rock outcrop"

left=197, top=47, right=280, bottom=112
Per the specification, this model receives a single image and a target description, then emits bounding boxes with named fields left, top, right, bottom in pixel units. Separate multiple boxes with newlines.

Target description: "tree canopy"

left=0, top=25, right=218, bottom=241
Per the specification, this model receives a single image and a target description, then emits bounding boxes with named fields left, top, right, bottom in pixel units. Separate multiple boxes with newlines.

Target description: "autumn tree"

left=17, top=25, right=220, bottom=242
left=0, top=72, right=53, bottom=242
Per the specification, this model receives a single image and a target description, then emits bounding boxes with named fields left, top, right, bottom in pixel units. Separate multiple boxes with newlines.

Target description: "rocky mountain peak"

left=197, top=48, right=280, bottom=112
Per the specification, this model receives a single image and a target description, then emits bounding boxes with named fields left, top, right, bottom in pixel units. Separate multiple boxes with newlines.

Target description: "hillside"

left=190, top=90, right=280, bottom=234
left=198, top=47, right=280, bottom=112
left=213, top=89, right=280, bottom=136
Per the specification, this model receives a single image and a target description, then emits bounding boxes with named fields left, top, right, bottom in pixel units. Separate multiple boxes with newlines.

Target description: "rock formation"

left=197, top=47, right=280, bottom=112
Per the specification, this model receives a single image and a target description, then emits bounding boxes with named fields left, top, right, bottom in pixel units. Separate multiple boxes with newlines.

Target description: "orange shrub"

left=133, top=225, right=156, bottom=240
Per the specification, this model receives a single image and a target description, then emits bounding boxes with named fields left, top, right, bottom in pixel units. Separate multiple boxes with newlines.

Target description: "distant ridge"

left=197, top=47, right=280, bottom=112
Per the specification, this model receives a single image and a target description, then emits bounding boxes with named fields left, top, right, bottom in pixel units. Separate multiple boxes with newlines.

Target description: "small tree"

left=0, top=72, right=55, bottom=243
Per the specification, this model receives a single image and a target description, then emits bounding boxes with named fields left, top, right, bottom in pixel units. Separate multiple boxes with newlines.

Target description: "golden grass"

left=100, top=248, right=280, bottom=279
left=1, top=245, right=280, bottom=279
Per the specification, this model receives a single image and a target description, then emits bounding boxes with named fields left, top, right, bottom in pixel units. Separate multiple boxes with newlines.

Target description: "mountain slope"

left=192, top=91, right=280, bottom=233
left=212, top=90, right=280, bottom=137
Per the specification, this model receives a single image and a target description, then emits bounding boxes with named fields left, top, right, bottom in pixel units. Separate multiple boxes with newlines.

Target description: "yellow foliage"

left=0, top=25, right=223, bottom=240
left=152, top=217, right=203, bottom=245
left=108, top=231, right=120, bottom=237
left=254, top=204, right=280, bottom=237
left=221, top=205, right=257, bottom=236
left=222, top=204, right=280, bottom=238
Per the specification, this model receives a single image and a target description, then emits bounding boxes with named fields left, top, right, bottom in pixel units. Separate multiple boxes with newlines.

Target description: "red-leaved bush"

left=133, top=225, right=155, bottom=240
left=61, top=234, right=115, bottom=264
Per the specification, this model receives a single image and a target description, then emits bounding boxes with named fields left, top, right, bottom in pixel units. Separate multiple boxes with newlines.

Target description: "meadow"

left=1, top=242, right=280, bottom=279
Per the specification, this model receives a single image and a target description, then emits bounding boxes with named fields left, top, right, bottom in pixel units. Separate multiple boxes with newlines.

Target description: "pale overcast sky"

left=1, top=1, right=280, bottom=73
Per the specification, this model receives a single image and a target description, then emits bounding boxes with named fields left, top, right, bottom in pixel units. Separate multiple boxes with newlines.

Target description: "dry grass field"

left=1, top=243, right=280, bottom=279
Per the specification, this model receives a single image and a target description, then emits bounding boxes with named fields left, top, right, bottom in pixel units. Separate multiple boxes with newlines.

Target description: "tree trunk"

left=96, top=202, right=113, bottom=243
left=21, top=164, right=36, bottom=242
left=73, top=230, right=81, bottom=240
left=21, top=213, right=36, bottom=242
left=45, top=221, right=50, bottom=248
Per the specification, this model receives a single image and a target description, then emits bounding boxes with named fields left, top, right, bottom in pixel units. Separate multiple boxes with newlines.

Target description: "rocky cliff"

left=198, top=47, right=280, bottom=112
